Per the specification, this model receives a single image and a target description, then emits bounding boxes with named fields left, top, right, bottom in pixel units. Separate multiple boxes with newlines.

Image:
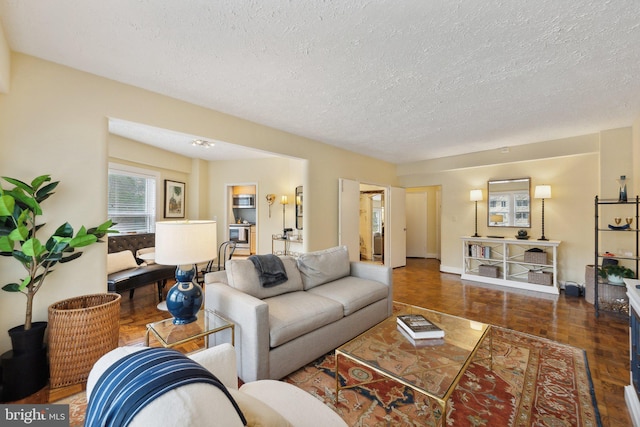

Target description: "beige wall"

left=0, top=23, right=9, bottom=93
left=398, top=130, right=632, bottom=288
left=0, top=52, right=396, bottom=352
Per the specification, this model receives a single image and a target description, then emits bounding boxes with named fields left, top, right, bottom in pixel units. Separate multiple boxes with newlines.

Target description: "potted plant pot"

left=1, top=322, right=49, bottom=402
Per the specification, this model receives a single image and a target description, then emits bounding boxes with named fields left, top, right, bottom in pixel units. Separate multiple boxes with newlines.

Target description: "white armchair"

left=86, top=343, right=346, bottom=427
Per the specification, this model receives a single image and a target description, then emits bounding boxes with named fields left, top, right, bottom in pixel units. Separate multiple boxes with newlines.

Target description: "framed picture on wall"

left=164, top=180, right=185, bottom=218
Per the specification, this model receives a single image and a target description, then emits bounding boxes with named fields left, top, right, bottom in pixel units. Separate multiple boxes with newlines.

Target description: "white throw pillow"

left=297, top=246, right=350, bottom=290
left=107, top=250, right=139, bottom=274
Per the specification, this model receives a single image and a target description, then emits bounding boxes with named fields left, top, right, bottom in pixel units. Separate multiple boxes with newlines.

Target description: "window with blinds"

left=108, top=165, right=157, bottom=233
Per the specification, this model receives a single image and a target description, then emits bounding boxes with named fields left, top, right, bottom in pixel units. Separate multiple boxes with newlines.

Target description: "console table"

left=461, top=237, right=561, bottom=295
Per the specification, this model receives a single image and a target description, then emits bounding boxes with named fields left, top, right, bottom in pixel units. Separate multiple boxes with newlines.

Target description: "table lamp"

left=534, top=185, right=551, bottom=241
left=155, top=220, right=217, bottom=324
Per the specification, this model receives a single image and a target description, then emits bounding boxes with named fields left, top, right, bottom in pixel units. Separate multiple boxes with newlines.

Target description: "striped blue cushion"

left=84, top=348, right=246, bottom=427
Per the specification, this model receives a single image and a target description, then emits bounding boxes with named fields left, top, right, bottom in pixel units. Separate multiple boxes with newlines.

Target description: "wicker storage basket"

left=528, top=270, right=553, bottom=285
left=48, top=293, right=121, bottom=388
left=524, top=250, right=547, bottom=265
left=479, top=264, right=500, bottom=278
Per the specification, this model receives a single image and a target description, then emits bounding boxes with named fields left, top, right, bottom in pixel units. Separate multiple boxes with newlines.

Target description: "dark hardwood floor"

left=394, top=258, right=631, bottom=427
left=52, top=257, right=632, bottom=426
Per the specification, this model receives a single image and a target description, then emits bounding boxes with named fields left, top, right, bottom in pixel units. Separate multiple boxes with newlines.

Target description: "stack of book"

left=397, top=314, right=445, bottom=346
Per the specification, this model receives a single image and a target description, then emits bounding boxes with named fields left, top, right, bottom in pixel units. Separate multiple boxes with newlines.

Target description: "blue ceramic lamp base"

left=166, top=266, right=203, bottom=325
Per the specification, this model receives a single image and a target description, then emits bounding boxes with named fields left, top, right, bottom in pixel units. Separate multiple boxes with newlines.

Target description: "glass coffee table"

left=335, top=303, right=491, bottom=425
left=145, top=309, right=234, bottom=349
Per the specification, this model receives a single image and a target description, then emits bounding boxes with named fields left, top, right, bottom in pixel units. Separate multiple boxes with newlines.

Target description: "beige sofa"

left=87, top=343, right=347, bottom=427
left=204, top=246, right=392, bottom=383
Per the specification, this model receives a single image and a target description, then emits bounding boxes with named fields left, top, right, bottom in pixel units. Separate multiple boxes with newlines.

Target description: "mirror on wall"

left=295, top=186, right=303, bottom=230
left=487, top=178, right=531, bottom=228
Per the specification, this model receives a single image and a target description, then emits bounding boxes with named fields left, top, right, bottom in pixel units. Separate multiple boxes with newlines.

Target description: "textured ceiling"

left=1, top=1, right=640, bottom=164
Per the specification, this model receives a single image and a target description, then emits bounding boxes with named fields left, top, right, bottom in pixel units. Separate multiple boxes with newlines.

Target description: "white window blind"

left=108, top=166, right=157, bottom=233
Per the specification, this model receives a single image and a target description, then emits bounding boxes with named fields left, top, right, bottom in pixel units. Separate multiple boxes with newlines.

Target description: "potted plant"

left=0, top=174, right=116, bottom=400
left=598, top=264, right=635, bottom=284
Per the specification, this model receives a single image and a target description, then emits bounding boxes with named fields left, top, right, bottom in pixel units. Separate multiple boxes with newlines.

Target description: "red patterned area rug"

left=284, top=327, right=602, bottom=426
left=62, top=327, right=601, bottom=426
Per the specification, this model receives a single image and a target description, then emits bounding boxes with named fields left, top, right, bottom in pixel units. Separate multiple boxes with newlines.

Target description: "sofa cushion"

left=228, top=389, right=293, bottom=427
left=226, top=257, right=303, bottom=299
left=107, top=250, right=139, bottom=274
left=307, top=276, right=389, bottom=316
left=265, top=292, right=344, bottom=347
left=296, top=246, right=350, bottom=290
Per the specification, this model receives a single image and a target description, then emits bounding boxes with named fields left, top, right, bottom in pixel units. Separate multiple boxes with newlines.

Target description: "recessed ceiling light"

left=192, top=139, right=214, bottom=148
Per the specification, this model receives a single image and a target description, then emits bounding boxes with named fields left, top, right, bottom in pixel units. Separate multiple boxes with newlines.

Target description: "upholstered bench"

left=107, top=233, right=175, bottom=301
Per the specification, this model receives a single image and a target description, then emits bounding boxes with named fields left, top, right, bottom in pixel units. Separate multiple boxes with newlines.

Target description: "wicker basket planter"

left=48, top=293, right=121, bottom=388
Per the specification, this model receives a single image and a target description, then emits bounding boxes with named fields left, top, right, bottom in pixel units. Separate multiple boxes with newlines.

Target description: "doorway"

left=338, top=178, right=406, bottom=268
left=405, top=186, right=441, bottom=259
left=359, top=187, right=385, bottom=263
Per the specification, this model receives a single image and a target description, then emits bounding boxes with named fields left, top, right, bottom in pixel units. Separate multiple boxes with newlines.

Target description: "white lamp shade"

left=534, top=185, right=552, bottom=199
left=155, top=220, right=217, bottom=266
left=470, top=189, right=483, bottom=202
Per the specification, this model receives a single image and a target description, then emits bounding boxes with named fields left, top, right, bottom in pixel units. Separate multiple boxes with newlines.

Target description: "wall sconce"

left=266, top=194, right=276, bottom=217
left=470, top=189, right=483, bottom=237
left=534, top=185, right=552, bottom=241
left=280, top=195, right=288, bottom=233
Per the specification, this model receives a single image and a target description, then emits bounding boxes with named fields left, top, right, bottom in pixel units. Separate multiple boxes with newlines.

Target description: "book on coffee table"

left=397, top=325, right=445, bottom=347
left=397, top=314, right=445, bottom=339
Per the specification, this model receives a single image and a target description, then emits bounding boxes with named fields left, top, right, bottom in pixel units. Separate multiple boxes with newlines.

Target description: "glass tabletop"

left=336, top=303, right=490, bottom=400
left=146, top=309, right=233, bottom=348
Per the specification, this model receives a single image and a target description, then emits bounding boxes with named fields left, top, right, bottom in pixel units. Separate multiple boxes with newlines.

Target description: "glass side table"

left=145, top=309, right=234, bottom=349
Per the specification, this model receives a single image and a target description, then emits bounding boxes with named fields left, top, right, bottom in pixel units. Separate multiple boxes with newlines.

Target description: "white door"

left=389, top=186, right=407, bottom=268
left=406, top=192, right=428, bottom=258
left=338, top=178, right=360, bottom=262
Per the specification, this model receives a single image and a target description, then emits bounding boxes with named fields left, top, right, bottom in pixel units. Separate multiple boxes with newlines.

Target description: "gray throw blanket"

left=248, top=254, right=288, bottom=287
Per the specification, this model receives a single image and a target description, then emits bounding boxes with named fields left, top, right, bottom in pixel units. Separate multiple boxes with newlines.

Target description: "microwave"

left=232, top=194, right=255, bottom=208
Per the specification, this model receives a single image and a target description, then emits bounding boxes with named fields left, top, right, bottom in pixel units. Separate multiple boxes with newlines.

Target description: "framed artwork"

left=164, top=180, right=185, bottom=218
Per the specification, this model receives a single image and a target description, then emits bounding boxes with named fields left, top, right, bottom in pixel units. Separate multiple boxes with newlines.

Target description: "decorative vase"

left=617, top=175, right=628, bottom=202
left=166, top=266, right=203, bottom=325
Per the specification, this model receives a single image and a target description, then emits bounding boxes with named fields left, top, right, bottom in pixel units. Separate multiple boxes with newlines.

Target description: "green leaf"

left=46, top=237, right=70, bottom=254
left=30, top=175, right=51, bottom=190
left=0, top=195, right=15, bottom=216
left=9, top=226, right=28, bottom=241
left=0, top=235, right=13, bottom=252
left=22, top=238, right=45, bottom=257
left=69, top=234, right=98, bottom=248
left=2, top=177, right=34, bottom=195
left=53, top=222, right=73, bottom=238
left=12, top=251, right=31, bottom=265
left=35, top=181, right=58, bottom=202
left=59, top=252, right=82, bottom=263
left=2, top=283, right=21, bottom=292
left=18, top=276, right=31, bottom=291
left=8, top=189, right=41, bottom=214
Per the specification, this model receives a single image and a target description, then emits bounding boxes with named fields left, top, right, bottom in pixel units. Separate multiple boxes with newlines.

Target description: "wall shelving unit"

left=461, top=236, right=560, bottom=295
left=594, top=195, right=639, bottom=316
